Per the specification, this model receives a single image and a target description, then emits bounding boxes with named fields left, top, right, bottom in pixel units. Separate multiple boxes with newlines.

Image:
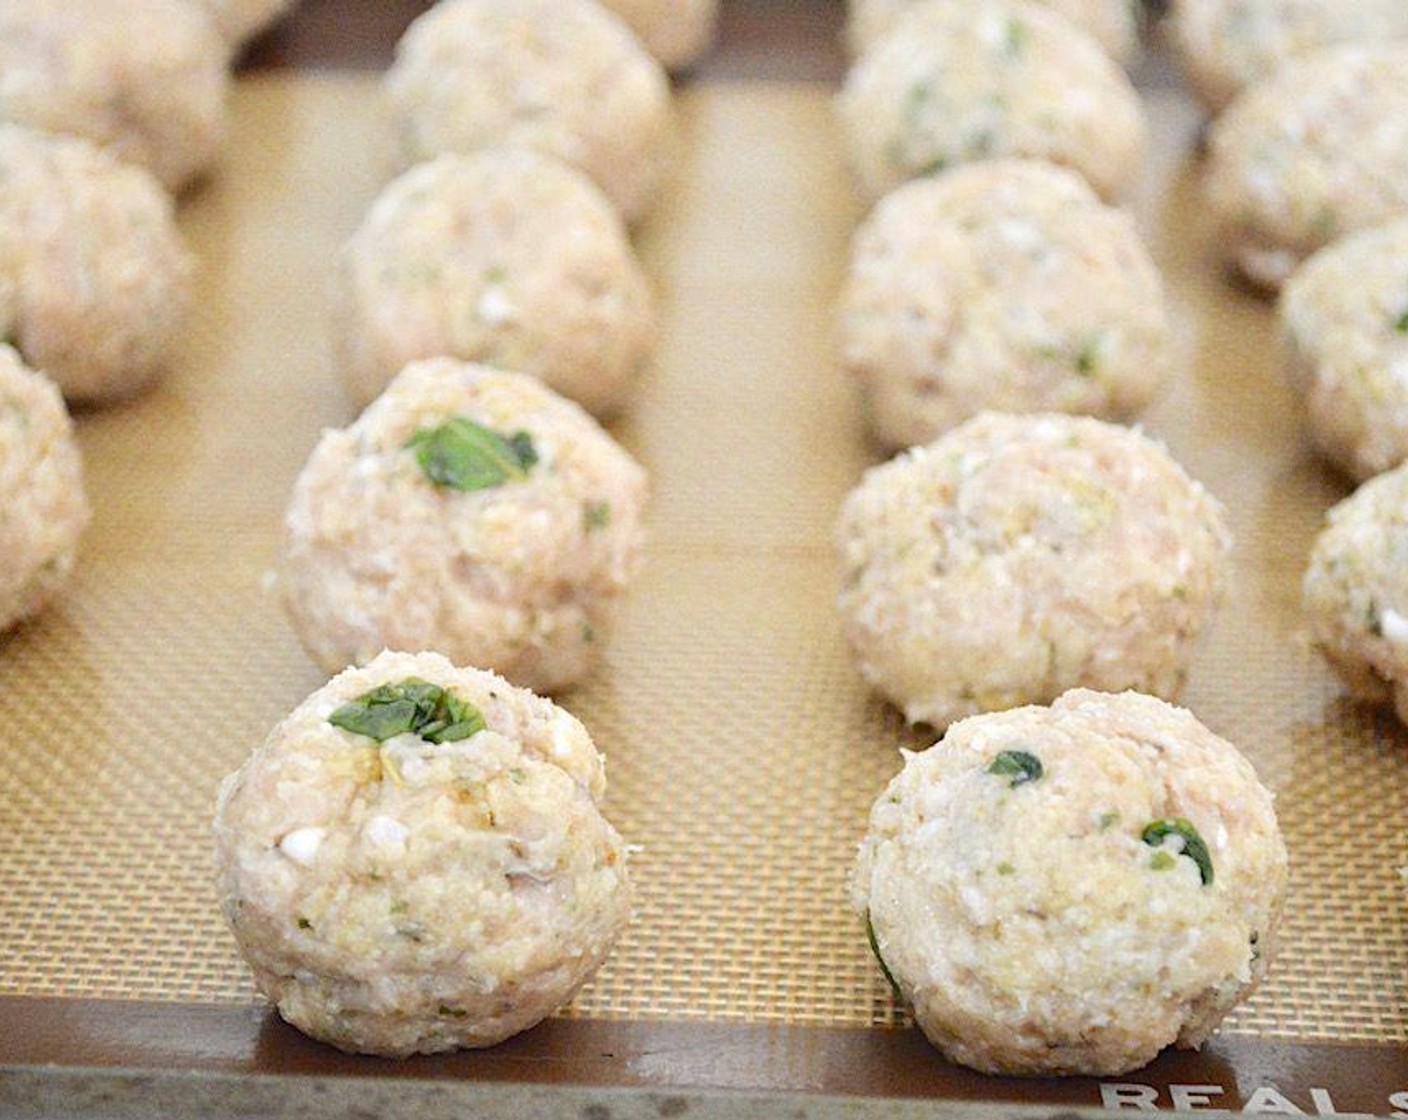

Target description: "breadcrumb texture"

left=385, top=0, right=673, bottom=224
left=854, top=689, right=1288, bottom=1076
left=283, top=360, right=648, bottom=693
left=214, top=649, right=631, bottom=1057
left=1205, top=44, right=1408, bottom=290
left=837, top=0, right=1146, bottom=205
left=0, top=0, right=228, bottom=192
left=1303, top=462, right=1408, bottom=724
left=333, top=150, right=656, bottom=417
left=836, top=413, right=1230, bottom=728
left=1280, top=218, right=1408, bottom=481
left=0, top=126, right=193, bottom=404
left=840, top=160, right=1170, bottom=450
left=0, top=344, right=88, bottom=631
left=847, top=0, right=1139, bottom=64
left=1171, top=0, right=1408, bottom=112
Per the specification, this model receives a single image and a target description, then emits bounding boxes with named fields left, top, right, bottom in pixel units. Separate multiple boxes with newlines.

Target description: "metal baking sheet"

left=0, top=23, right=1404, bottom=1119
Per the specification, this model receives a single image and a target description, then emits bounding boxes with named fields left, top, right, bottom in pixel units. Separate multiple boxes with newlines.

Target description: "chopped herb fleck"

left=996, top=861, right=1016, bottom=876
left=389, top=900, right=409, bottom=916
left=1142, top=818, right=1213, bottom=886
left=405, top=417, right=537, bottom=493
left=330, top=678, right=486, bottom=744
left=1075, top=339, right=1101, bottom=377
left=964, top=129, right=996, bottom=158
left=438, top=1004, right=468, bottom=1018
left=297, top=917, right=312, bottom=930
left=1397, top=308, right=1408, bottom=334
left=1097, top=811, right=1120, bottom=832
left=987, top=749, right=1043, bottom=788
left=866, top=911, right=901, bottom=995
left=1149, top=850, right=1176, bottom=872
left=583, top=500, right=611, bottom=532
left=918, top=154, right=950, bottom=177
left=1004, top=17, right=1027, bottom=57
left=1369, top=602, right=1384, bottom=637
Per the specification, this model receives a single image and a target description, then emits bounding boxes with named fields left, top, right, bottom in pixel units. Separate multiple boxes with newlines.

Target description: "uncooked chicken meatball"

left=598, top=0, right=719, bottom=71
left=283, top=359, right=647, bottom=693
left=837, top=0, right=1146, bottom=205
left=214, top=649, right=632, bottom=1057
left=1303, top=464, right=1408, bottom=724
left=0, top=0, right=228, bottom=193
left=847, top=0, right=1140, bottom=65
left=0, top=126, right=193, bottom=404
left=1205, top=44, right=1408, bottom=290
left=0, top=345, right=89, bottom=632
left=840, top=160, right=1170, bottom=450
left=385, top=0, right=673, bottom=223
left=855, top=689, right=1287, bottom=1076
left=836, top=413, right=1230, bottom=729
left=1170, top=0, right=1408, bottom=112
left=333, top=150, right=656, bottom=417
left=1280, top=219, right=1408, bottom=481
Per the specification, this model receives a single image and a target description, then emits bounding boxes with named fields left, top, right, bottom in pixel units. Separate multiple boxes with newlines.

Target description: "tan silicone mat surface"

left=0, top=73, right=1404, bottom=1044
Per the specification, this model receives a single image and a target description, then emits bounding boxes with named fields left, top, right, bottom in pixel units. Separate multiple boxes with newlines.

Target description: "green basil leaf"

left=987, top=749, right=1043, bottom=788
left=330, top=678, right=486, bottom=745
left=405, top=417, right=537, bottom=492
left=866, top=911, right=901, bottom=996
left=583, top=500, right=611, bottom=532
left=1142, top=817, right=1213, bottom=886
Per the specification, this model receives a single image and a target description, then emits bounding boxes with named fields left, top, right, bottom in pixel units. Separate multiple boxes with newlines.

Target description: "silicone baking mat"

left=0, top=64, right=1404, bottom=1111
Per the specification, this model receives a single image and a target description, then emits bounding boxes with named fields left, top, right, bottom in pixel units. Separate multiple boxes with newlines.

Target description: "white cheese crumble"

left=279, top=827, right=326, bottom=867
left=550, top=714, right=578, bottom=759
left=366, top=814, right=410, bottom=849
left=477, top=286, right=517, bottom=326
left=1379, top=606, right=1408, bottom=645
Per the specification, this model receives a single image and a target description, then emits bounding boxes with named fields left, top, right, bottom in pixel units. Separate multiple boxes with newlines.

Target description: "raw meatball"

left=840, top=160, right=1170, bottom=451
left=283, top=359, right=647, bottom=693
left=1205, top=44, right=1408, bottom=290
left=214, top=649, right=631, bottom=1056
left=0, top=345, right=89, bottom=632
left=847, top=0, right=1141, bottom=65
left=837, top=0, right=1146, bottom=206
left=0, top=126, right=194, bottom=404
left=836, top=413, right=1230, bottom=729
left=198, top=0, right=296, bottom=48
left=854, top=688, right=1287, bottom=1076
left=598, top=0, right=719, bottom=71
left=385, top=0, right=673, bottom=224
left=0, top=0, right=228, bottom=193
left=1280, top=219, right=1408, bottom=481
left=1170, top=0, right=1408, bottom=112
left=333, top=151, right=656, bottom=417
left=1303, top=464, right=1408, bottom=723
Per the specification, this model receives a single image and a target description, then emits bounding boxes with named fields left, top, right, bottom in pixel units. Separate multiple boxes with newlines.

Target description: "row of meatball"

left=0, top=0, right=715, bottom=201
left=841, top=0, right=1408, bottom=291
left=832, top=0, right=1291, bottom=1082
left=211, top=0, right=705, bottom=1061
left=0, top=0, right=297, bottom=634
left=0, top=0, right=294, bottom=195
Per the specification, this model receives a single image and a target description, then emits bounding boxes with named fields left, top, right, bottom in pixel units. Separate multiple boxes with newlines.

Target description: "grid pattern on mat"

left=0, top=75, right=1403, bottom=1044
